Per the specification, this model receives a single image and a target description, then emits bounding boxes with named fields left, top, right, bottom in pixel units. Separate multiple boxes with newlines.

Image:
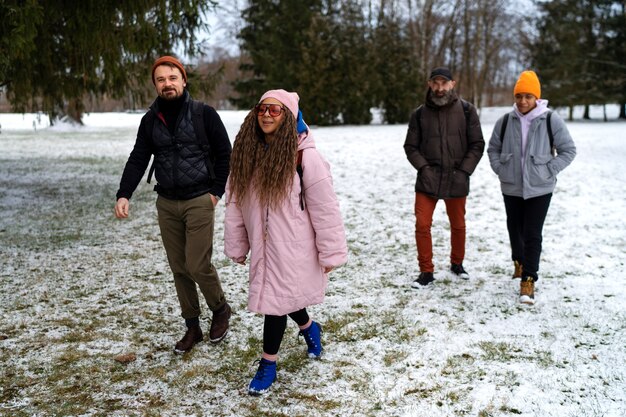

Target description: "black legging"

left=263, top=309, right=310, bottom=355
left=503, top=193, right=552, bottom=281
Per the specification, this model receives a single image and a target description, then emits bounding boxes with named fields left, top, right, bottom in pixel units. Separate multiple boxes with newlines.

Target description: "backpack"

left=499, top=111, right=556, bottom=156
left=146, top=100, right=216, bottom=184
left=415, top=99, right=472, bottom=139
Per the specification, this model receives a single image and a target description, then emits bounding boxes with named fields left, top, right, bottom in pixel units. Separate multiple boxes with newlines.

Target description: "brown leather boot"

left=519, top=277, right=535, bottom=305
left=209, top=303, right=231, bottom=343
left=174, top=325, right=203, bottom=354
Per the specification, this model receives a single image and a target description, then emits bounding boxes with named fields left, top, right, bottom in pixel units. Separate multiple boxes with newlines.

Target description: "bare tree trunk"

left=66, top=98, right=85, bottom=125
left=620, top=102, right=626, bottom=119
left=583, top=104, right=590, bottom=120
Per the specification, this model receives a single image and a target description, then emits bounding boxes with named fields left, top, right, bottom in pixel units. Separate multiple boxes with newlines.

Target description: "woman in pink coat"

left=224, top=89, right=348, bottom=396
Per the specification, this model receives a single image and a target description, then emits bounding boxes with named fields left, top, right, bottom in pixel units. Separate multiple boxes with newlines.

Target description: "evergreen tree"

left=234, top=0, right=373, bottom=125
left=599, top=1, right=626, bottom=118
left=0, top=0, right=215, bottom=124
left=298, top=13, right=343, bottom=125
left=371, top=10, right=421, bottom=124
left=232, top=0, right=323, bottom=110
left=330, top=0, right=374, bottom=125
left=531, top=0, right=623, bottom=119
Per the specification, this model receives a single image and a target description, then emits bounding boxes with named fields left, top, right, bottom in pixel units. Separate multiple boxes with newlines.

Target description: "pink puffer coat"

left=224, top=132, right=348, bottom=316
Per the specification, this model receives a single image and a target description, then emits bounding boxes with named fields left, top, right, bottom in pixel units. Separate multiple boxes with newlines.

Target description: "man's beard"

left=431, top=89, right=453, bottom=106
left=159, top=88, right=182, bottom=100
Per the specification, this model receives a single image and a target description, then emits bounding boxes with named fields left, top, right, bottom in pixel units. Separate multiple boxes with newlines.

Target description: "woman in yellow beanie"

left=487, top=70, right=577, bottom=305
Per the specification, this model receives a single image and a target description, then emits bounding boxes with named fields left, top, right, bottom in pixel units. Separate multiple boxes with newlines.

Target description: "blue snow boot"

left=248, top=358, right=277, bottom=396
left=299, top=321, right=323, bottom=358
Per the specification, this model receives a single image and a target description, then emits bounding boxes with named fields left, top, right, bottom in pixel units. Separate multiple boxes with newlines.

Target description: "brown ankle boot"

left=209, top=303, right=231, bottom=343
left=519, top=277, right=535, bottom=305
left=174, top=325, right=203, bottom=354
left=512, top=260, right=523, bottom=279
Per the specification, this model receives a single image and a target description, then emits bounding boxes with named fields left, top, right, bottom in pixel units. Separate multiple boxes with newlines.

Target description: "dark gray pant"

left=156, top=193, right=226, bottom=319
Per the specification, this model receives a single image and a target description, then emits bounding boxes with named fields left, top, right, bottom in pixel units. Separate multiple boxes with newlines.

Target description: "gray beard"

left=431, top=90, right=453, bottom=106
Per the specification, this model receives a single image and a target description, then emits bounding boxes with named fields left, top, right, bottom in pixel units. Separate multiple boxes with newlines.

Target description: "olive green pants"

left=156, top=193, right=226, bottom=319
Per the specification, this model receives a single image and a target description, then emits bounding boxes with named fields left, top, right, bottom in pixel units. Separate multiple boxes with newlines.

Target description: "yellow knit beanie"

left=514, top=70, right=541, bottom=99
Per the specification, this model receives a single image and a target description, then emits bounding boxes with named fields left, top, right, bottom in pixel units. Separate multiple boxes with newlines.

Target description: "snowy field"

left=1, top=105, right=625, bottom=417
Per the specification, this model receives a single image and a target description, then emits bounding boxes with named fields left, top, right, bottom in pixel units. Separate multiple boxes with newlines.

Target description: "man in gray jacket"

left=404, top=67, right=485, bottom=287
left=487, top=70, right=576, bottom=304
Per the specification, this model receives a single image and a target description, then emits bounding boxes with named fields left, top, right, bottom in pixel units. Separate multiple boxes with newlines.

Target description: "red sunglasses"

left=255, top=103, right=285, bottom=117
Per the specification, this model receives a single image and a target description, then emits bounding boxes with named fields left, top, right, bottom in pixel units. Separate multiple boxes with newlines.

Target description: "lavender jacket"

left=224, top=132, right=348, bottom=316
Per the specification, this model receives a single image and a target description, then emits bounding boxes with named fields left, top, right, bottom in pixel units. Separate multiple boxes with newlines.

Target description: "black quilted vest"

left=149, top=95, right=211, bottom=200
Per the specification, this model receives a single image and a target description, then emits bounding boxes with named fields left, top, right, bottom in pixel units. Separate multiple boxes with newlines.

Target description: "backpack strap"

left=546, top=111, right=556, bottom=155
left=146, top=111, right=156, bottom=184
left=499, top=113, right=509, bottom=143
left=296, top=149, right=304, bottom=211
left=499, top=111, right=554, bottom=155
left=190, top=100, right=216, bottom=181
left=415, top=105, right=423, bottom=135
left=461, top=99, right=471, bottom=139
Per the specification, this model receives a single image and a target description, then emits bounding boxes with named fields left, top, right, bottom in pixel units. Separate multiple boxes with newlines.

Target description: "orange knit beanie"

left=514, top=70, right=541, bottom=99
left=151, top=56, right=187, bottom=84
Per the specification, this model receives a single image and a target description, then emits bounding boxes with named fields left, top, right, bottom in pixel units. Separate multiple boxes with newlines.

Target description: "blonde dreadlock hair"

left=229, top=108, right=299, bottom=209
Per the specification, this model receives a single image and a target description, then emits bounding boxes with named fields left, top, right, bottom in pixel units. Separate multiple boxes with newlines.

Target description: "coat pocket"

left=416, top=165, right=439, bottom=194
left=497, top=153, right=515, bottom=184
left=528, top=154, right=555, bottom=187
left=449, top=169, right=469, bottom=197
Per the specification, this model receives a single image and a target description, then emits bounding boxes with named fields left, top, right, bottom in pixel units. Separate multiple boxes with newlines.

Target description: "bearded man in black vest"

left=115, top=56, right=232, bottom=353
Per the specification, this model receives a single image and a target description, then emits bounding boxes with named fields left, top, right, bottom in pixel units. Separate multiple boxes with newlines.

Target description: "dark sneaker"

left=248, top=358, right=277, bottom=396
left=450, top=263, right=470, bottom=280
left=299, top=321, right=323, bottom=358
left=520, top=277, right=535, bottom=305
left=512, top=260, right=523, bottom=279
left=209, top=303, right=231, bottom=343
left=174, top=325, right=203, bottom=354
left=411, top=272, right=435, bottom=288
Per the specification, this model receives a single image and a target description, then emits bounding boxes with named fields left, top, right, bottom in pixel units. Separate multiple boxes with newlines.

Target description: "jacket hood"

left=297, top=130, right=316, bottom=152
left=514, top=98, right=549, bottom=121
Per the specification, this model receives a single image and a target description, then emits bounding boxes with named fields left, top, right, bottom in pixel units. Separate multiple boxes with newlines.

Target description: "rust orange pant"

left=414, top=192, right=466, bottom=272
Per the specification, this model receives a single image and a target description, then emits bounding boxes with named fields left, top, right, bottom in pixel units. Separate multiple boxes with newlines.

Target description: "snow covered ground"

left=1, top=105, right=625, bottom=416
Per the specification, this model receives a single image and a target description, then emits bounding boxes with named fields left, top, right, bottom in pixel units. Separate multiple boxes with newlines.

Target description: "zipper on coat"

left=437, top=112, right=445, bottom=196
left=171, top=109, right=187, bottom=190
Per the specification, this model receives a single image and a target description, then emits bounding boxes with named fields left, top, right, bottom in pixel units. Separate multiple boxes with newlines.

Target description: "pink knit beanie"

left=259, top=89, right=299, bottom=119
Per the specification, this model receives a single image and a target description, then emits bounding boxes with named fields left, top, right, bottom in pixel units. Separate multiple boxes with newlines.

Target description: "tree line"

left=1, top=0, right=624, bottom=124
left=0, top=0, right=219, bottom=124
left=231, top=0, right=625, bottom=124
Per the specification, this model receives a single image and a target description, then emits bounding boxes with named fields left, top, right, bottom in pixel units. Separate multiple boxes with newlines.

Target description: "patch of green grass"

left=404, top=383, right=443, bottom=399
left=488, top=264, right=508, bottom=276
left=478, top=341, right=518, bottom=361
left=477, top=341, right=554, bottom=367
left=383, top=349, right=410, bottom=366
